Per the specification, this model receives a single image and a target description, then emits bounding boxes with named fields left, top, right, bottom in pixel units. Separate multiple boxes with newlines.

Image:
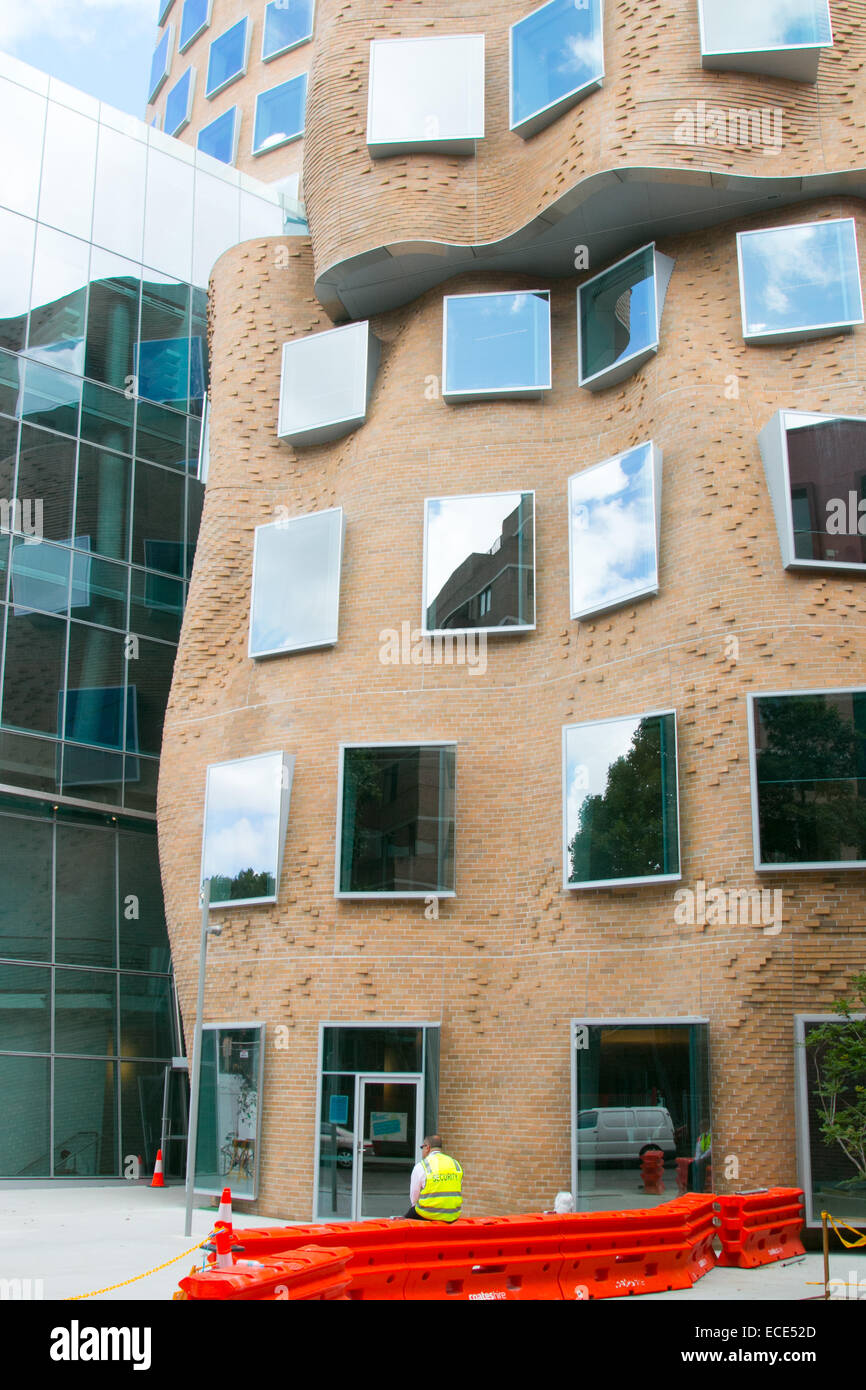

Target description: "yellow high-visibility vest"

left=416, top=1151, right=463, bottom=1222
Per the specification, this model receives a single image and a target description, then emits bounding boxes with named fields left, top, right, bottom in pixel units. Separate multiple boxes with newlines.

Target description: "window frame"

left=196, top=107, right=240, bottom=166
left=568, top=441, right=663, bottom=621
left=148, top=26, right=174, bottom=105
left=697, top=0, right=833, bottom=83
left=252, top=72, right=308, bottom=157
left=277, top=320, right=380, bottom=447
left=262, top=0, right=316, bottom=62
left=334, top=741, right=458, bottom=901
left=248, top=505, right=345, bottom=660
left=200, top=750, right=295, bottom=908
left=178, top=0, right=213, bottom=54
left=737, top=218, right=864, bottom=345
left=193, top=1020, right=266, bottom=1199
left=164, top=67, right=196, bottom=138
left=562, top=708, right=682, bottom=891
left=441, top=290, right=552, bottom=402
left=794, top=1012, right=866, bottom=1228
left=509, top=0, right=605, bottom=140
left=366, top=34, right=486, bottom=159
left=205, top=16, right=252, bottom=101
left=747, top=686, right=866, bottom=873
left=576, top=243, right=675, bottom=392
left=422, top=490, right=536, bottom=637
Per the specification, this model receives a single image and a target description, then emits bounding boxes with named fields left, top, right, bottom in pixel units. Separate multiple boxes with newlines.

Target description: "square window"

left=262, top=0, right=315, bottom=61
left=179, top=0, right=212, bottom=53
left=578, top=243, right=675, bottom=391
left=253, top=73, right=307, bottom=156
left=423, top=492, right=535, bottom=634
left=737, top=220, right=863, bottom=344
left=442, top=291, right=551, bottom=401
left=202, top=751, right=295, bottom=907
left=510, top=0, right=604, bottom=138
left=563, top=711, right=681, bottom=889
left=278, top=320, right=380, bottom=446
left=759, top=410, right=866, bottom=571
left=205, top=17, right=250, bottom=100
left=749, top=689, right=866, bottom=870
left=148, top=26, right=174, bottom=104
left=197, top=106, right=239, bottom=165
left=569, top=442, right=662, bottom=619
left=249, top=507, right=344, bottom=659
left=698, top=0, right=832, bottom=82
left=366, top=35, right=485, bottom=158
left=337, top=744, right=457, bottom=898
left=165, top=68, right=196, bottom=137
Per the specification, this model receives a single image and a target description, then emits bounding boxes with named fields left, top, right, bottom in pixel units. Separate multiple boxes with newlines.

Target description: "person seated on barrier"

left=402, top=1135, right=463, bottom=1222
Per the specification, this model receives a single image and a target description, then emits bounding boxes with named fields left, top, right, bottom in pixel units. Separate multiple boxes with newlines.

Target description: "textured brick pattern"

left=158, top=201, right=866, bottom=1219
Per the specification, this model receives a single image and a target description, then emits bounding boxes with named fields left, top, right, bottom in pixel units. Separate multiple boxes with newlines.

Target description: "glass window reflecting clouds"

left=0, top=209, right=35, bottom=352
left=443, top=291, right=551, bottom=400
left=338, top=745, right=457, bottom=898
left=202, top=752, right=294, bottom=906
left=424, top=492, right=535, bottom=633
left=165, top=68, right=196, bottom=137
left=367, top=35, right=485, bottom=157
left=278, top=320, right=380, bottom=446
left=197, top=107, right=239, bottom=165
left=206, top=17, right=249, bottom=99
left=738, top=220, right=863, bottom=343
left=578, top=244, right=675, bottom=390
left=249, top=507, right=344, bottom=659
left=759, top=410, right=866, bottom=571
left=699, top=0, right=832, bottom=81
left=569, top=442, right=661, bottom=619
left=253, top=73, right=307, bottom=156
left=750, top=690, right=866, bottom=869
left=148, top=27, right=173, bottom=104
left=511, top=0, right=604, bottom=138
left=180, top=0, right=212, bottom=52
left=564, top=712, right=681, bottom=888
left=263, top=0, right=315, bottom=61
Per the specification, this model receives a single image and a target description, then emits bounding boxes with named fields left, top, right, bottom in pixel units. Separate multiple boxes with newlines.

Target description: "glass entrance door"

left=355, top=1075, right=422, bottom=1220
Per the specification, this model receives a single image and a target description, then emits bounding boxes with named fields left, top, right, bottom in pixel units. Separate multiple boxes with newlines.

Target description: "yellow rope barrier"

left=65, top=1232, right=214, bottom=1301
left=825, top=1211, right=866, bottom=1251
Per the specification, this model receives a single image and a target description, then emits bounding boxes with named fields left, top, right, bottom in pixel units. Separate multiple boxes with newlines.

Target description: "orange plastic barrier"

left=180, top=1246, right=352, bottom=1301
left=557, top=1197, right=718, bottom=1299
left=715, top=1189, right=805, bottom=1268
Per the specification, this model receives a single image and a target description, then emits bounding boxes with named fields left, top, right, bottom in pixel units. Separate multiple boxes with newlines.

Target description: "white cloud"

left=0, top=0, right=155, bottom=48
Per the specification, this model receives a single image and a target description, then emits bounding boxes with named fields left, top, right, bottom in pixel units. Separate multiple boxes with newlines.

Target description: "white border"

left=509, top=0, right=605, bottom=139
left=737, top=218, right=864, bottom=344
left=335, top=741, right=457, bottom=900
left=562, top=708, right=682, bottom=890
left=205, top=15, right=252, bottom=101
left=252, top=71, right=308, bottom=156
left=262, top=0, right=316, bottom=63
left=422, top=490, right=536, bottom=637
left=442, top=290, right=552, bottom=401
left=248, top=505, right=345, bottom=659
left=568, top=440, right=662, bottom=620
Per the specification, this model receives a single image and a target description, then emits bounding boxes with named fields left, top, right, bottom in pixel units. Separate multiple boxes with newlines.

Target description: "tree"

left=804, top=973, right=866, bottom=1187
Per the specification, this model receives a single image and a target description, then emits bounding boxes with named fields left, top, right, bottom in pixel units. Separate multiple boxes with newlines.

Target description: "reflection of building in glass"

left=427, top=498, right=533, bottom=631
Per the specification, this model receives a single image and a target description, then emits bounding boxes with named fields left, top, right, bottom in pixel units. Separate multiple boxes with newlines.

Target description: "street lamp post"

left=184, top=878, right=220, bottom=1239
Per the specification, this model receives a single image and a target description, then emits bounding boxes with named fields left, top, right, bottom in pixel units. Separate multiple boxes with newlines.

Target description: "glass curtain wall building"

left=0, top=53, right=289, bottom=1179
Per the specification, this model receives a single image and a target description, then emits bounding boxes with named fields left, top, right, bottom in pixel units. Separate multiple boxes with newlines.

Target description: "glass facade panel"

left=700, top=0, right=832, bottom=55
left=0, top=811, right=52, bottom=961
left=130, top=567, right=183, bottom=643
left=120, top=972, right=174, bottom=1058
left=798, top=1016, right=866, bottom=1227
left=367, top=35, right=485, bottom=156
left=180, top=0, right=212, bottom=52
left=0, top=1055, right=50, bottom=1176
left=165, top=68, right=195, bottom=138
left=263, top=0, right=315, bottom=60
left=132, top=461, right=185, bottom=570
left=569, top=442, right=660, bottom=619
left=253, top=74, right=307, bottom=156
left=2, top=609, right=66, bottom=737
left=118, top=829, right=171, bottom=973
left=16, top=425, right=76, bottom=543
left=54, top=1057, right=117, bottom=1175
left=424, top=491, right=535, bottom=633
left=148, top=27, right=173, bottom=104
left=92, top=125, right=147, bottom=265
left=0, top=730, right=60, bottom=796
left=85, top=255, right=140, bottom=390
left=0, top=208, right=35, bottom=352
left=249, top=507, right=344, bottom=658
left=578, top=244, right=664, bottom=388
left=81, top=379, right=134, bottom=455
left=278, top=320, right=378, bottom=446
left=511, top=0, right=604, bottom=137
left=322, top=1026, right=424, bottom=1075
left=787, top=414, right=866, bottom=567
left=443, top=291, right=551, bottom=399
left=317, top=1071, right=357, bottom=1220
left=65, top=623, right=127, bottom=749
left=197, top=107, right=238, bottom=165
left=55, top=824, right=116, bottom=967
left=39, top=102, right=97, bottom=244
left=338, top=745, right=457, bottom=896
left=573, top=1022, right=711, bottom=1213
left=76, top=445, right=132, bottom=563
left=130, top=635, right=176, bottom=756
left=202, top=752, right=294, bottom=906
left=27, top=224, right=90, bottom=379
left=206, top=17, right=249, bottom=99
left=739, top=220, right=863, bottom=342
left=20, top=360, right=82, bottom=437
left=751, top=691, right=866, bottom=867
left=0, top=961, right=51, bottom=1051
left=54, top=967, right=116, bottom=1056
left=0, top=80, right=46, bottom=219
left=564, top=712, right=680, bottom=888
left=194, top=1024, right=263, bottom=1198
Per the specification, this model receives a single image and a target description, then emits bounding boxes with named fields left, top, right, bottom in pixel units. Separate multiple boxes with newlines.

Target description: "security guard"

left=404, top=1135, right=463, bottom=1222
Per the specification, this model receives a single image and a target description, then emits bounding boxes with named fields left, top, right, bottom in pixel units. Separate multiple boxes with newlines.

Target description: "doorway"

left=355, top=1075, right=423, bottom=1220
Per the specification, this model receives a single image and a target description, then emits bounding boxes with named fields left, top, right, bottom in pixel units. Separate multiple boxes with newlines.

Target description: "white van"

left=576, top=1106, right=676, bottom=1163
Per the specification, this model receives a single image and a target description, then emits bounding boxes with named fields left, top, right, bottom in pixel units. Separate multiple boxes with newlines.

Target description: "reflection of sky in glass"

left=203, top=753, right=283, bottom=886
left=565, top=716, right=642, bottom=843
left=426, top=492, right=523, bottom=605
left=263, top=0, right=315, bottom=59
left=741, top=222, right=862, bottom=336
left=254, top=75, right=307, bottom=154
left=282, top=323, right=366, bottom=435
left=445, top=293, right=550, bottom=394
left=149, top=29, right=172, bottom=103
left=180, top=0, right=210, bottom=52
left=368, top=37, right=485, bottom=146
left=207, top=18, right=248, bottom=97
left=198, top=109, right=238, bottom=165
left=165, top=70, right=193, bottom=137
left=701, top=0, right=832, bottom=52
left=250, top=510, right=342, bottom=656
left=512, top=0, right=604, bottom=127
left=569, top=444, right=656, bottom=617
left=580, top=248, right=657, bottom=381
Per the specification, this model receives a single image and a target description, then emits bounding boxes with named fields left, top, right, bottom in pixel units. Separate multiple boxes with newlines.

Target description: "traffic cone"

left=214, top=1221, right=234, bottom=1270
left=151, top=1149, right=165, bottom=1188
left=217, top=1187, right=232, bottom=1229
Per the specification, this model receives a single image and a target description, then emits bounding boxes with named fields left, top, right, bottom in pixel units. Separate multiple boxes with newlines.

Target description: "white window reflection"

left=202, top=751, right=294, bottom=907
left=569, top=442, right=661, bottom=620
left=278, top=320, right=380, bottom=446
left=249, top=507, right=344, bottom=659
left=737, top=220, right=863, bottom=343
left=443, top=291, right=551, bottom=401
left=38, top=102, right=97, bottom=243
left=424, top=492, right=535, bottom=633
left=367, top=35, right=485, bottom=157
left=510, top=0, right=604, bottom=138
left=699, top=0, right=832, bottom=81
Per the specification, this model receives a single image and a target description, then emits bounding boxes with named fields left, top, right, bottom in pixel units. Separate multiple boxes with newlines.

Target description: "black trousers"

left=402, top=1206, right=426, bottom=1220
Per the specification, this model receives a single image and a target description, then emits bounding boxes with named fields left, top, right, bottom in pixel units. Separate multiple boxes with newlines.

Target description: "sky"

left=0, top=0, right=157, bottom=117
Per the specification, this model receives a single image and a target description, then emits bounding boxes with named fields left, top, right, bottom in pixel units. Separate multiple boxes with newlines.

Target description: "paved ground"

left=0, top=1183, right=862, bottom=1301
